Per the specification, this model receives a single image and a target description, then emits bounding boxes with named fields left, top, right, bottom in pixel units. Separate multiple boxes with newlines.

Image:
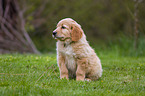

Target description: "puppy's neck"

left=76, top=34, right=87, bottom=44
left=58, top=40, right=72, bottom=48
left=63, top=41, right=75, bottom=47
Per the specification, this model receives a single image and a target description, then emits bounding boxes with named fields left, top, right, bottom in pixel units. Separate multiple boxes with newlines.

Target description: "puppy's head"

left=52, top=18, right=83, bottom=42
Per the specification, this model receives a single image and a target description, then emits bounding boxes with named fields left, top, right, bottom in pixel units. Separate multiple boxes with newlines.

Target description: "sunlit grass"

left=0, top=53, right=145, bottom=96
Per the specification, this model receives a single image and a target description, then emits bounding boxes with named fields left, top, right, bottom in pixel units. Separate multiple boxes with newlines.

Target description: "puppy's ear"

left=71, top=25, right=83, bottom=42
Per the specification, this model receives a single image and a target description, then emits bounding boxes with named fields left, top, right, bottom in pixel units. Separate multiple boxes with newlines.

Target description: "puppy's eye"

left=61, top=26, right=66, bottom=29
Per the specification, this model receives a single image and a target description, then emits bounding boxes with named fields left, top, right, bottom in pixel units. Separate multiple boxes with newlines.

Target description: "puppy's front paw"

left=84, top=78, right=91, bottom=81
left=76, top=77, right=84, bottom=81
left=60, top=75, right=69, bottom=80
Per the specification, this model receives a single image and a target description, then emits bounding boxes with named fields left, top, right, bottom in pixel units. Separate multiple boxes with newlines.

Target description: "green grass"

left=0, top=53, right=145, bottom=96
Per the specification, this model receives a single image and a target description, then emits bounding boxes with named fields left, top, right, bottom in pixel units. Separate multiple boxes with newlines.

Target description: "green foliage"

left=23, top=0, right=145, bottom=54
left=0, top=53, right=145, bottom=96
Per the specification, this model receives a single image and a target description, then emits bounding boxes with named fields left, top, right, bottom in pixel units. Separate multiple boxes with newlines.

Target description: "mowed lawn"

left=0, top=53, right=145, bottom=96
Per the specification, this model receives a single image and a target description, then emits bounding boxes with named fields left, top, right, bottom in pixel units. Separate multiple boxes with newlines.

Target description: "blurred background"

left=0, top=0, right=145, bottom=56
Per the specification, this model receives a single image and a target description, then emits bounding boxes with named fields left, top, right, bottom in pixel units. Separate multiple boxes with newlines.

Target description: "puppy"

left=52, top=18, right=102, bottom=81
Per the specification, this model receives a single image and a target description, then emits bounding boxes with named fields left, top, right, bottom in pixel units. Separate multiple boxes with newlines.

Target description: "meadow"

left=0, top=51, right=145, bottom=96
left=1, top=0, right=145, bottom=95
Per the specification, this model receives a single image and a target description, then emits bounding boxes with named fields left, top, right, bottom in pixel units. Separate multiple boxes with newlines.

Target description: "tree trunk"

left=134, top=0, right=139, bottom=50
left=133, top=0, right=143, bottom=50
left=0, top=0, right=40, bottom=54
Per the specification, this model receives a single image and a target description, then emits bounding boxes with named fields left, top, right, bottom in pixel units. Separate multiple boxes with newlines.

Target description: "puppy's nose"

left=53, top=31, right=57, bottom=36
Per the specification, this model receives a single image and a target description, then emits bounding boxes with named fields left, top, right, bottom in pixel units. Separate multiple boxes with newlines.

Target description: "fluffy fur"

left=52, top=18, right=102, bottom=81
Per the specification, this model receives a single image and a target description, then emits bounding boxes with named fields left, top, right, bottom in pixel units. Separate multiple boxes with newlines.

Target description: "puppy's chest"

left=59, top=44, right=76, bottom=57
left=58, top=44, right=76, bottom=71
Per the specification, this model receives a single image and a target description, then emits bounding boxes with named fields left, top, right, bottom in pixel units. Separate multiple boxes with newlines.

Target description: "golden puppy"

left=52, top=18, right=102, bottom=81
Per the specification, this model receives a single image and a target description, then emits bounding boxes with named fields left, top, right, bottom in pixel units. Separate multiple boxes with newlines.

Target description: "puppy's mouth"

left=53, top=35, right=71, bottom=41
left=53, top=35, right=64, bottom=39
